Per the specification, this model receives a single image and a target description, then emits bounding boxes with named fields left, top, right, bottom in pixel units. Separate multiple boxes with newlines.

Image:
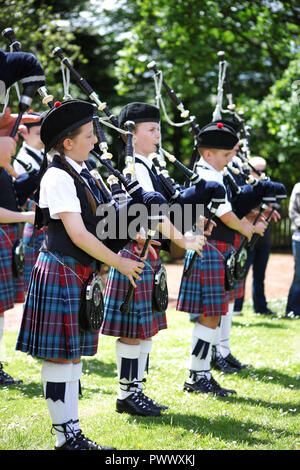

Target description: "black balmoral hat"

left=211, top=116, right=240, bottom=133
left=118, top=102, right=160, bottom=128
left=197, top=121, right=239, bottom=150
left=40, top=99, right=94, bottom=152
left=24, top=109, right=42, bottom=128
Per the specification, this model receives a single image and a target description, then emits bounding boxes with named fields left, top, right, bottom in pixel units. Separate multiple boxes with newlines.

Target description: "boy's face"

left=133, top=122, right=160, bottom=157
left=202, top=147, right=234, bottom=171
left=23, top=125, right=44, bottom=150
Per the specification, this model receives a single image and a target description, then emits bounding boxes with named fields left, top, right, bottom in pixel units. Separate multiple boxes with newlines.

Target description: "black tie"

left=80, top=168, right=104, bottom=203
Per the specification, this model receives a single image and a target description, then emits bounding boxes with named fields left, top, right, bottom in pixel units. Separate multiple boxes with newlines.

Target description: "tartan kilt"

left=0, top=223, right=25, bottom=314
left=176, top=239, right=234, bottom=317
left=233, top=233, right=246, bottom=300
left=101, top=241, right=167, bottom=339
left=15, top=251, right=99, bottom=360
left=22, top=223, right=47, bottom=286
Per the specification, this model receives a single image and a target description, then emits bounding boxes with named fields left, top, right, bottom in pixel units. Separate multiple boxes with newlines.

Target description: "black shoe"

left=209, top=374, right=237, bottom=395
left=116, top=391, right=161, bottom=417
left=0, top=363, right=23, bottom=386
left=255, top=308, right=276, bottom=315
left=139, top=392, right=168, bottom=411
left=184, top=375, right=229, bottom=397
left=224, top=352, right=250, bottom=369
left=211, top=347, right=240, bottom=373
left=75, top=431, right=116, bottom=450
left=55, top=436, right=88, bottom=450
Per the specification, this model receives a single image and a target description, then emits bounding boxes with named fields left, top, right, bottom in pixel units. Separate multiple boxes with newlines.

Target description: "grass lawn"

left=0, top=298, right=299, bottom=451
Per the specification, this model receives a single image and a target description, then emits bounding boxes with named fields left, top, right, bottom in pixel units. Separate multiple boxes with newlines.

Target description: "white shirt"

left=39, top=156, right=91, bottom=219
left=134, top=153, right=156, bottom=192
left=194, top=157, right=232, bottom=218
left=13, top=143, right=44, bottom=175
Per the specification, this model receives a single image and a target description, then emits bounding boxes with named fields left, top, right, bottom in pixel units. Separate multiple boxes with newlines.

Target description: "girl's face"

left=63, top=121, right=97, bottom=163
left=133, top=122, right=160, bottom=157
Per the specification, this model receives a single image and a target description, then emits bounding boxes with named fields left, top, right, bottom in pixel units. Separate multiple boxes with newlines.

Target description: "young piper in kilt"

left=101, top=102, right=206, bottom=417
left=15, top=99, right=154, bottom=450
left=12, top=110, right=47, bottom=288
left=177, top=121, right=267, bottom=396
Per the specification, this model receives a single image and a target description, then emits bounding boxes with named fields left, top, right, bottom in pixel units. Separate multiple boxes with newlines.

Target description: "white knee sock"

left=116, top=340, right=140, bottom=400
left=68, top=361, right=83, bottom=435
left=41, top=361, right=74, bottom=448
left=212, top=324, right=221, bottom=352
left=137, top=339, right=152, bottom=391
left=188, top=323, right=215, bottom=383
left=219, top=302, right=234, bottom=358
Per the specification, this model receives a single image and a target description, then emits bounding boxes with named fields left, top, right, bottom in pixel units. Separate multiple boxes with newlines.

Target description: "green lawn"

left=0, top=298, right=299, bottom=451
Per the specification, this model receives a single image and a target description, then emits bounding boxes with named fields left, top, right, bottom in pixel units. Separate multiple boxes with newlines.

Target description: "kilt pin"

left=0, top=223, right=25, bottom=314
left=101, top=241, right=167, bottom=339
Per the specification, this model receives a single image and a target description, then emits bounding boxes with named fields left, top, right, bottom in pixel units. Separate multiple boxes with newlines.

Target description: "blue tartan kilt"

left=0, top=223, right=25, bottom=314
left=176, top=240, right=234, bottom=317
left=15, top=251, right=99, bottom=360
left=22, top=223, right=47, bottom=286
left=101, top=241, right=167, bottom=339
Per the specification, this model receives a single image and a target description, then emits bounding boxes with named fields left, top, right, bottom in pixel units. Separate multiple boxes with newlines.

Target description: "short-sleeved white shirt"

left=134, top=153, right=156, bottom=192
left=195, top=157, right=232, bottom=218
left=39, top=156, right=90, bottom=219
left=13, top=143, right=44, bottom=175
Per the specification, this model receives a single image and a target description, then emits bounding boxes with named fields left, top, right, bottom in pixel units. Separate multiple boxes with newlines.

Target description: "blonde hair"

left=249, top=156, right=267, bottom=169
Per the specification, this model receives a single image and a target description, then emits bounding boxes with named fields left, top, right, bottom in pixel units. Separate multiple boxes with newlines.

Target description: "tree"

left=103, top=0, right=300, bottom=186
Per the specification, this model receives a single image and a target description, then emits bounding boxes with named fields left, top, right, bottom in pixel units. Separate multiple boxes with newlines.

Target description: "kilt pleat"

left=101, top=241, right=167, bottom=339
left=16, top=251, right=99, bottom=360
left=22, top=223, right=47, bottom=286
left=0, top=223, right=25, bottom=314
left=176, top=240, right=233, bottom=317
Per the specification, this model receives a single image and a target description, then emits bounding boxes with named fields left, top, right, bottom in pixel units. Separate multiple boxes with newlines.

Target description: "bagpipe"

left=0, top=28, right=50, bottom=200
left=2, top=29, right=167, bottom=294
left=211, top=51, right=287, bottom=286
left=1, top=28, right=48, bottom=137
left=51, top=46, right=170, bottom=316
left=146, top=54, right=287, bottom=288
left=147, top=60, right=228, bottom=278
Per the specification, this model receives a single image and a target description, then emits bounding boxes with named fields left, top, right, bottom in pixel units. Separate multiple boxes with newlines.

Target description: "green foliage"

left=243, top=56, right=300, bottom=191
left=1, top=0, right=299, bottom=188
left=106, top=0, right=300, bottom=186
left=0, top=0, right=84, bottom=111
